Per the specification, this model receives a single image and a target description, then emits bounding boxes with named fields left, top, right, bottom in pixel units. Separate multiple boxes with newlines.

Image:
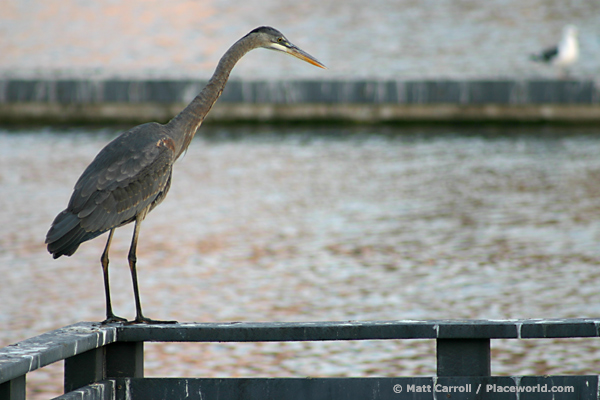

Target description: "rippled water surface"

left=1, top=125, right=600, bottom=398
left=1, top=0, right=600, bottom=79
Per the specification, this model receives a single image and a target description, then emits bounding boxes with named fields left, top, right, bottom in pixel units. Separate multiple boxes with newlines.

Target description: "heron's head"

left=247, top=26, right=326, bottom=69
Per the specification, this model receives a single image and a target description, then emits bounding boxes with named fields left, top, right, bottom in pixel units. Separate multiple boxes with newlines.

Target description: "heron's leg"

left=128, top=218, right=177, bottom=324
left=101, top=229, right=127, bottom=324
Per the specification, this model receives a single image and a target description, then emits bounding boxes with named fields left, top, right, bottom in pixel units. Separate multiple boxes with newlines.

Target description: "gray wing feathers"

left=46, top=123, right=176, bottom=257
left=74, top=139, right=173, bottom=231
left=77, top=160, right=171, bottom=232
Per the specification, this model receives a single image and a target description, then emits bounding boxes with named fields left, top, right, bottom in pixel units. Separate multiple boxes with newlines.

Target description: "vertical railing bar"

left=105, top=342, right=144, bottom=379
left=436, top=338, right=491, bottom=376
left=0, top=376, right=26, bottom=400
left=64, top=347, right=105, bottom=393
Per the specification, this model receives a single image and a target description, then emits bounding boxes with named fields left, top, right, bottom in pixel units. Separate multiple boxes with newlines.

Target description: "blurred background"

left=1, top=0, right=599, bottom=79
left=1, top=1, right=600, bottom=399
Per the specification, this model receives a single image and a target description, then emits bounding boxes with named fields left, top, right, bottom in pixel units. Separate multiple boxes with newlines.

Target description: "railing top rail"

left=2, top=318, right=600, bottom=385
left=116, top=318, right=600, bottom=342
left=0, top=323, right=117, bottom=385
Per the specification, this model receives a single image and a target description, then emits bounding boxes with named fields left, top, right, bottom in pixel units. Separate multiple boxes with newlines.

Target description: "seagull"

left=530, top=25, right=579, bottom=75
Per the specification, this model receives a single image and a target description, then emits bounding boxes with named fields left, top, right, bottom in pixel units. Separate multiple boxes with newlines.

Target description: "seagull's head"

left=564, top=25, right=578, bottom=39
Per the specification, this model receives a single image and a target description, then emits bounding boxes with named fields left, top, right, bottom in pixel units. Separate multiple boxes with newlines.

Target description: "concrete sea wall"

left=1, top=79, right=599, bottom=124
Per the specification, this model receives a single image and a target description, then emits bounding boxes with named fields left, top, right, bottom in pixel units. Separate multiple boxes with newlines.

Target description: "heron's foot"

left=101, top=315, right=128, bottom=325
left=129, top=316, right=178, bottom=325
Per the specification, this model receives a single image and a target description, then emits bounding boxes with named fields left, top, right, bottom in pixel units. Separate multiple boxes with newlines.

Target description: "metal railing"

left=1, top=319, right=599, bottom=399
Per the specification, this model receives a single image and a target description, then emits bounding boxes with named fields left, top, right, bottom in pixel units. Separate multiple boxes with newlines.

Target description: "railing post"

left=436, top=339, right=491, bottom=376
left=63, top=341, right=143, bottom=395
left=0, top=376, right=26, bottom=400
left=105, top=342, right=144, bottom=378
left=64, top=347, right=104, bottom=393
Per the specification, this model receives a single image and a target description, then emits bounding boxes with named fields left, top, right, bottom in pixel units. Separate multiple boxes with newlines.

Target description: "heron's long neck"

left=166, top=36, right=255, bottom=158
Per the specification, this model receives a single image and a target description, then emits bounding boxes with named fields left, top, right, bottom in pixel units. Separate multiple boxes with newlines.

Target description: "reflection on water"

left=1, top=125, right=600, bottom=398
left=1, top=0, right=600, bottom=79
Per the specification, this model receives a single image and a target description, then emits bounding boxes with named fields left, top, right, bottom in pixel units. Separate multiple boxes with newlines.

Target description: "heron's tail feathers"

left=45, top=210, right=105, bottom=258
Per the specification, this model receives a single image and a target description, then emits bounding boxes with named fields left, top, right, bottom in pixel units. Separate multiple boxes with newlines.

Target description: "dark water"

left=1, top=125, right=600, bottom=398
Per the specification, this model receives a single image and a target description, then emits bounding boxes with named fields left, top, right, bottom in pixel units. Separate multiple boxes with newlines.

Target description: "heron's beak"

left=287, top=44, right=327, bottom=69
left=270, top=42, right=327, bottom=69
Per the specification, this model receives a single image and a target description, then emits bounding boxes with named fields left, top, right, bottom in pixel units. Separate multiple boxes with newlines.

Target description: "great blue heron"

left=45, top=26, right=326, bottom=324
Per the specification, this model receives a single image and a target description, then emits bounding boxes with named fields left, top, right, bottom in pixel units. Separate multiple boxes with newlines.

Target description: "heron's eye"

left=277, top=37, right=283, bottom=42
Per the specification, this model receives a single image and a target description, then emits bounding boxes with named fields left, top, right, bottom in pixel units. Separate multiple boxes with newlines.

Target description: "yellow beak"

left=280, top=43, right=327, bottom=69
